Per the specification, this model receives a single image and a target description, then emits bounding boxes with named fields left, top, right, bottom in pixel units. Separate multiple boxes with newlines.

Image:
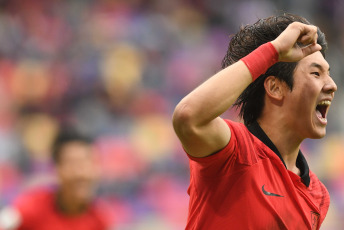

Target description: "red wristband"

left=241, top=42, right=279, bottom=81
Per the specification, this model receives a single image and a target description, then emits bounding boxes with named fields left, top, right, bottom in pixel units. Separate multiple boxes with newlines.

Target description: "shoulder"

left=222, top=119, right=251, bottom=144
left=212, top=119, right=261, bottom=164
left=15, top=187, right=54, bottom=206
left=223, top=119, right=246, bottom=131
left=88, top=198, right=115, bottom=228
left=309, top=170, right=328, bottom=195
left=308, top=171, right=329, bottom=197
left=308, top=170, right=330, bottom=212
left=223, top=119, right=255, bottom=141
left=13, top=187, right=55, bottom=217
left=223, top=119, right=261, bottom=154
left=5, top=187, right=56, bottom=229
left=308, top=170, right=330, bottom=225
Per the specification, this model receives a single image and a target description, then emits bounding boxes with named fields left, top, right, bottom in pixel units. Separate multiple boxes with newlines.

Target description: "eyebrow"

left=310, top=62, right=330, bottom=73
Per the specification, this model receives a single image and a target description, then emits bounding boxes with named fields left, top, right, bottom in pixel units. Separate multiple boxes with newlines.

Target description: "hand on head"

left=271, top=22, right=322, bottom=62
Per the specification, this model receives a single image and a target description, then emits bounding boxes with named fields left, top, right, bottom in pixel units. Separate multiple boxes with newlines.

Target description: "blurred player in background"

left=173, top=14, right=336, bottom=229
left=0, top=128, right=113, bottom=230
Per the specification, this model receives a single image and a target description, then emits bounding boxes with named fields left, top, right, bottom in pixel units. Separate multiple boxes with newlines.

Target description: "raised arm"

left=172, top=22, right=321, bottom=158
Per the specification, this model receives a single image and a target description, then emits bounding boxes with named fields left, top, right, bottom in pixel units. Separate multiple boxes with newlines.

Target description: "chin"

left=74, top=190, right=94, bottom=204
left=309, top=129, right=326, bottom=139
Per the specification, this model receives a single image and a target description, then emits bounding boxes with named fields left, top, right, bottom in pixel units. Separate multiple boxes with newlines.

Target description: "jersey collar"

left=246, top=121, right=310, bottom=187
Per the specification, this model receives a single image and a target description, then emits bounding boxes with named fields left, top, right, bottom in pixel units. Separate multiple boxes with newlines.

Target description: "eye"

left=311, top=72, right=320, bottom=76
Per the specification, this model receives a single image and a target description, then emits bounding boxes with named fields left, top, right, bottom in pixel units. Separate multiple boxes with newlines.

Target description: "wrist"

left=241, top=42, right=279, bottom=81
left=270, top=40, right=281, bottom=59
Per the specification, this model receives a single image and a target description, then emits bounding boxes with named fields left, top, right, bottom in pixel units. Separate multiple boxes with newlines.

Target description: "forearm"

left=174, top=60, right=252, bottom=127
left=173, top=42, right=278, bottom=156
left=174, top=40, right=280, bottom=127
left=173, top=21, right=321, bottom=157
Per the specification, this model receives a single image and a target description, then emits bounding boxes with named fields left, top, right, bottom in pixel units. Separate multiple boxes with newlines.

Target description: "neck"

left=257, top=118, right=302, bottom=175
left=56, top=189, right=88, bottom=215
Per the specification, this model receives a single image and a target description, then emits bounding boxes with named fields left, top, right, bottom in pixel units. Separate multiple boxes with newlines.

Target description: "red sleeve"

left=13, top=189, right=47, bottom=229
left=187, top=119, right=258, bottom=177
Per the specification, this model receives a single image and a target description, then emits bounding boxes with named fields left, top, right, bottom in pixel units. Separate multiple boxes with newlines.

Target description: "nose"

left=323, top=75, right=337, bottom=95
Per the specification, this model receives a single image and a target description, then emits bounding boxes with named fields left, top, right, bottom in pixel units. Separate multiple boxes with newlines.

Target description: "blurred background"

left=0, top=0, right=343, bottom=229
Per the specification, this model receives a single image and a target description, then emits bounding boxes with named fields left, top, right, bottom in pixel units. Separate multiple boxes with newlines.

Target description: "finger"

left=296, top=42, right=312, bottom=49
left=313, top=30, right=319, bottom=45
left=298, top=34, right=314, bottom=45
left=299, top=25, right=318, bottom=43
left=302, top=43, right=322, bottom=56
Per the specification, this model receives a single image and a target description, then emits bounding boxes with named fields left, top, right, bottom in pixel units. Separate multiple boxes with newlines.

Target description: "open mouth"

left=315, top=100, right=331, bottom=123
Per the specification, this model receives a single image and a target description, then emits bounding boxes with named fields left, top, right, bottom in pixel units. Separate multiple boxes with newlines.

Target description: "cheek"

left=298, top=91, right=314, bottom=113
left=291, top=82, right=318, bottom=113
left=90, top=167, right=100, bottom=180
left=83, top=171, right=98, bottom=182
left=57, top=171, right=74, bottom=185
left=82, top=162, right=98, bottom=178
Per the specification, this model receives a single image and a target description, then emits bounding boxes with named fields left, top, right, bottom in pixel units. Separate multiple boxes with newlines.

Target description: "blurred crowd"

left=0, top=0, right=343, bottom=229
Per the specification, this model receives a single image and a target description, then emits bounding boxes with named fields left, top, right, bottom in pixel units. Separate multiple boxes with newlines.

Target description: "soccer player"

left=0, top=128, right=112, bottom=230
left=173, top=14, right=336, bottom=230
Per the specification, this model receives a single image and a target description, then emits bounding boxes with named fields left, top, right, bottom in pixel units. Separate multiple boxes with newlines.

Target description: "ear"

left=264, top=76, right=285, bottom=101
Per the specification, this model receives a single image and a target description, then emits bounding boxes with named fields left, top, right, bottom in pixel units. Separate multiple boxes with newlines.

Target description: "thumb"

left=302, top=43, right=322, bottom=57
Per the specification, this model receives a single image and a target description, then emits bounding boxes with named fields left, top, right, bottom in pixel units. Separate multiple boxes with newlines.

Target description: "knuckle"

left=312, top=25, right=317, bottom=32
left=288, top=22, right=299, bottom=28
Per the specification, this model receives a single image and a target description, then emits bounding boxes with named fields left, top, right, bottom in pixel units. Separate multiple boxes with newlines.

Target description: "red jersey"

left=186, top=120, right=330, bottom=230
left=13, top=188, right=112, bottom=230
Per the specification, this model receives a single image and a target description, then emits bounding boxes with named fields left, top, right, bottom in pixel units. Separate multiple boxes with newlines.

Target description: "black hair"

left=221, top=13, right=327, bottom=126
left=52, top=128, right=93, bottom=164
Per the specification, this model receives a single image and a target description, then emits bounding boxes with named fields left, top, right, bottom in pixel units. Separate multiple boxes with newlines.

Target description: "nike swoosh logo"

left=262, top=185, right=284, bottom=197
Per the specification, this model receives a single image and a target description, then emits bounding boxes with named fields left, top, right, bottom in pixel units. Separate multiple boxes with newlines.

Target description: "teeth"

left=317, top=100, right=331, bottom=106
left=318, top=117, right=327, bottom=123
